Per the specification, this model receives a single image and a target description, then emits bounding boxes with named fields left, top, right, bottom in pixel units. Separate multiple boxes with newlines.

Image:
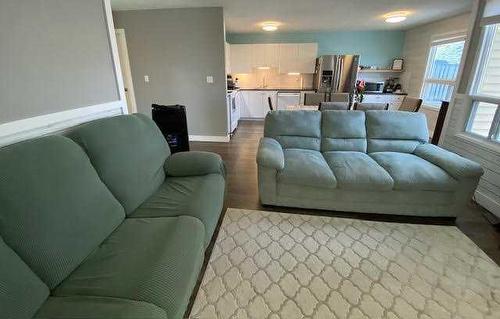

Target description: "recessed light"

left=384, top=11, right=409, bottom=24
left=262, top=22, right=279, bottom=32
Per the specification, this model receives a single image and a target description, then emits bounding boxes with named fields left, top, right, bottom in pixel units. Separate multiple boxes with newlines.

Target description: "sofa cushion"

left=0, top=237, right=49, bottom=319
left=370, top=152, right=458, bottom=191
left=132, top=174, right=225, bottom=246
left=264, top=110, right=321, bottom=150
left=0, top=135, right=124, bottom=289
left=366, top=111, right=429, bottom=153
left=67, top=114, right=169, bottom=214
left=323, top=151, right=394, bottom=191
left=278, top=149, right=337, bottom=188
left=54, top=216, right=205, bottom=319
left=35, top=296, right=167, bottom=319
left=321, top=111, right=367, bottom=152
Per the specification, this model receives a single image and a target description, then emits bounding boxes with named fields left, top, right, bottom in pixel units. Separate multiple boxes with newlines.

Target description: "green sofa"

left=0, top=114, right=226, bottom=319
left=257, top=110, right=483, bottom=217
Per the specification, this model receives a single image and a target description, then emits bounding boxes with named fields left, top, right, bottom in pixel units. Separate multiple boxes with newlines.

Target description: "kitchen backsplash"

left=233, top=68, right=314, bottom=89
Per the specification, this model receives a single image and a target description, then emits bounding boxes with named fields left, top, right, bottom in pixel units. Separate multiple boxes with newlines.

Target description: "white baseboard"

left=0, top=100, right=125, bottom=147
left=475, top=190, right=500, bottom=218
left=189, top=135, right=230, bottom=143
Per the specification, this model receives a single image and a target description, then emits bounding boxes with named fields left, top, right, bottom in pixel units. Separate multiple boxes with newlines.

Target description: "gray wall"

left=113, top=7, right=228, bottom=137
left=0, top=0, right=119, bottom=124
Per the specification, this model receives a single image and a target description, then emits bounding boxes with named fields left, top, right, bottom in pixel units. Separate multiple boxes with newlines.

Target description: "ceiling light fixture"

left=262, top=22, right=279, bottom=32
left=384, top=11, right=409, bottom=24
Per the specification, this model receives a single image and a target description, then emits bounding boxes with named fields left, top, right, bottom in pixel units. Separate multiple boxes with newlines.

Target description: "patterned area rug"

left=190, top=209, right=500, bottom=319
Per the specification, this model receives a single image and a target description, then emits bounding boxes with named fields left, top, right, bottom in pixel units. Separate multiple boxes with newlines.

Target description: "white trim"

left=0, top=101, right=124, bottom=147
left=103, top=0, right=128, bottom=115
left=475, top=190, right=500, bottom=218
left=189, top=135, right=230, bottom=143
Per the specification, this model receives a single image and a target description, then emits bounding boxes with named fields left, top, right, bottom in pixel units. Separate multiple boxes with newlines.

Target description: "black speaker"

left=152, top=104, right=189, bottom=153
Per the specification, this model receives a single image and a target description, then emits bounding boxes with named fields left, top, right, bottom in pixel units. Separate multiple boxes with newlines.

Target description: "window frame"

left=466, top=21, right=500, bottom=143
left=420, top=34, right=467, bottom=109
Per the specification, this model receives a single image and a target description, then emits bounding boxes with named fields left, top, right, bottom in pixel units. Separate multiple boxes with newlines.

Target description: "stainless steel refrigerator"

left=307, top=55, right=359, bottom=104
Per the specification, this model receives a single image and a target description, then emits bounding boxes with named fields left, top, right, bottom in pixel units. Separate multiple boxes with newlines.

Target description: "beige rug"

left=190, top=209, right=500, bottom=319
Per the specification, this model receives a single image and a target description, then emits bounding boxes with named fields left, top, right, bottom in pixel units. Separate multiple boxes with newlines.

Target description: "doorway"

left=115, top=29, right=137, bottom=114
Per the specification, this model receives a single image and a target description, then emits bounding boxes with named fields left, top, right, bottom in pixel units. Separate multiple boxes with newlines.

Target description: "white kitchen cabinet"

left=278, top=44, right=299, bottom=74
left=362, top=94, right=405, bottom=110
left=239, top=90, right=277, bottom=118
left=252, top=44, right=279, bottom=69
left=230, top=44, right=253, bottom=74
left=224, top=42, right=231, bottom=74
left=278, top=43, right=318, bottom=74
left=297, top=43, right=318, bottom=74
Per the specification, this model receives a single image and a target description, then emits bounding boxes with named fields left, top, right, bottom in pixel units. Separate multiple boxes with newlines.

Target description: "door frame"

left=115, top=28, right=138, bottom=113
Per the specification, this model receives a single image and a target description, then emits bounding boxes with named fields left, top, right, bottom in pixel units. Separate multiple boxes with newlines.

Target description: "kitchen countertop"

left=235, top=88, right=407, bottom=95
left=237, top=88, right=314, bottom=92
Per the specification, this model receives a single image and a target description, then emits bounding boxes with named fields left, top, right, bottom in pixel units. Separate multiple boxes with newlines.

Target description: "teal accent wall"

left=226, top=31, right=405, bottom=68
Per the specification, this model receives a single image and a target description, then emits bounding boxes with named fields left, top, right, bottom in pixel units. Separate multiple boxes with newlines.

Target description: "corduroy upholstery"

left=0, top=114, right=226, bottom=319
left=257, top=110, right=483, bottom=217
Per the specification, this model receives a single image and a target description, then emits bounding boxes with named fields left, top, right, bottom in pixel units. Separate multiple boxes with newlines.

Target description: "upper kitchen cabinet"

left=252, top=44, right=280, bottom=69
left=225, top=42, right=231, bottom=74
left=278, top=43, right=318, bottom=74
left=230, top=44, right=253, bottom=74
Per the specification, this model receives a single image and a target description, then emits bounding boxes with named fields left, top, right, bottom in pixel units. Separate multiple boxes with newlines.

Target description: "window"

left=421, top=36, right=466, bottom=108
left=467, top=23, right=500, bottom=142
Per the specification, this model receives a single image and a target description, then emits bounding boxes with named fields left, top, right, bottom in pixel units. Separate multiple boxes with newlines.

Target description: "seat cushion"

left=278, top=149, right=337, bottom=188
left=323, top=151, right=394, bottom=191
left=0, top=237, right=49, bottom=319
left=264, top=110, right=322, bottom=150
left=35, top=296, right=167, bottom=319
left=132, top=174, right=225, bottom=246
left=370, top=152, right=458, bottom=191
left=54, top=217, right=205, bottom=319
left=0, top=135, right=124, bottom=289
left=67, top=114, right=170, bottom=214
left=321, top=110, right=367, bottom=152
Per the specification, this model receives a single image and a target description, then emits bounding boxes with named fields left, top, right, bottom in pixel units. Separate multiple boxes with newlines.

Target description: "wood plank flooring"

left=191, top=120, right=500, bottom=265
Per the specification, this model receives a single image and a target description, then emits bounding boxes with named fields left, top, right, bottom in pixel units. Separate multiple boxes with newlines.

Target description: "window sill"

left=454, top=132, right=500, bottom=154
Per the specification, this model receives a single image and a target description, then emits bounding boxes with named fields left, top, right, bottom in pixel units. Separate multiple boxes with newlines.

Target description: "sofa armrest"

left=257, top=137, right=284, bottom=171
left=414, top=144, right=483, bottom=179
left=165, top=151, right=225, bottom=177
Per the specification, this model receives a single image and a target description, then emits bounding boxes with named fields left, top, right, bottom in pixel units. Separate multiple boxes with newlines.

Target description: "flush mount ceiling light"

left=261, top=22, right=279, bottom=32
left=384, top=11, right=409, bottom=23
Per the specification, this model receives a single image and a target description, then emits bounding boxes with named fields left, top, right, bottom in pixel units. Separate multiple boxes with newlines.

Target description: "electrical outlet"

left=144, top=75, right=150, bottom=83
left=206, top=76, right=214, bottom=84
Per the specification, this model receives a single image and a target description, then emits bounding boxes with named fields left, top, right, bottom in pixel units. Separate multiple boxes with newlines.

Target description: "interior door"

left=115, top=29, right=137, bottom=114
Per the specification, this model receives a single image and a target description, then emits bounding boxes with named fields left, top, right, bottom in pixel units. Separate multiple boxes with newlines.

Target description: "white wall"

left=401, top=13, right=471, bottom=135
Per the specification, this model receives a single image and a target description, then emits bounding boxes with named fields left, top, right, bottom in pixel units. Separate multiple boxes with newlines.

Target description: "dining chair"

left=398, top=96, right=423, bottom=112
left=268, top=96, right=274, bottom=111
left=319, top=101, right=350, bottom=111
left=330, top=93, right=350, bottom=102
left=353, top=102, right=389, bottom=111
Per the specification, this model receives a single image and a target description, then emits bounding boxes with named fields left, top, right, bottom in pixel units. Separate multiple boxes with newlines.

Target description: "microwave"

left=364, top=82, right=385, bottom=93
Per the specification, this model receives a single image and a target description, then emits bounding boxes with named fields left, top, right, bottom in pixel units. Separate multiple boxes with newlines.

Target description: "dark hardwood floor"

left=191, top=120, right=500, bottom=265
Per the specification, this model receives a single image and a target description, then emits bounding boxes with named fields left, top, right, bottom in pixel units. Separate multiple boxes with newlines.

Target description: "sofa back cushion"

left=0, top=237, right=49, bottom=319
left=321, top=110, right=367, bottom=152
left=0, top=136, right=125, bottom=289
left=366, top=111, right=429, bottom=153
left=264, top=110, right=321, bottom=151
left=68, top=114, right=169, bottom=214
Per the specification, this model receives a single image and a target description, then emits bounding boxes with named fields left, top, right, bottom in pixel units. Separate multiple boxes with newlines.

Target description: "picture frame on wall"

left=392, top=58, right=404, bottom=71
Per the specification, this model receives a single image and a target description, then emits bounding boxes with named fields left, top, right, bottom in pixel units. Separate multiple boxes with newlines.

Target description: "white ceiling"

left=111, top=0, right=473, bottom=33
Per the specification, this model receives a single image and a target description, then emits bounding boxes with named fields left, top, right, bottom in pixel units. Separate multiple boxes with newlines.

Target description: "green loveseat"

left=0, top=114, right=226, bottom=319
left=257, top=110, right=483, bottom=217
